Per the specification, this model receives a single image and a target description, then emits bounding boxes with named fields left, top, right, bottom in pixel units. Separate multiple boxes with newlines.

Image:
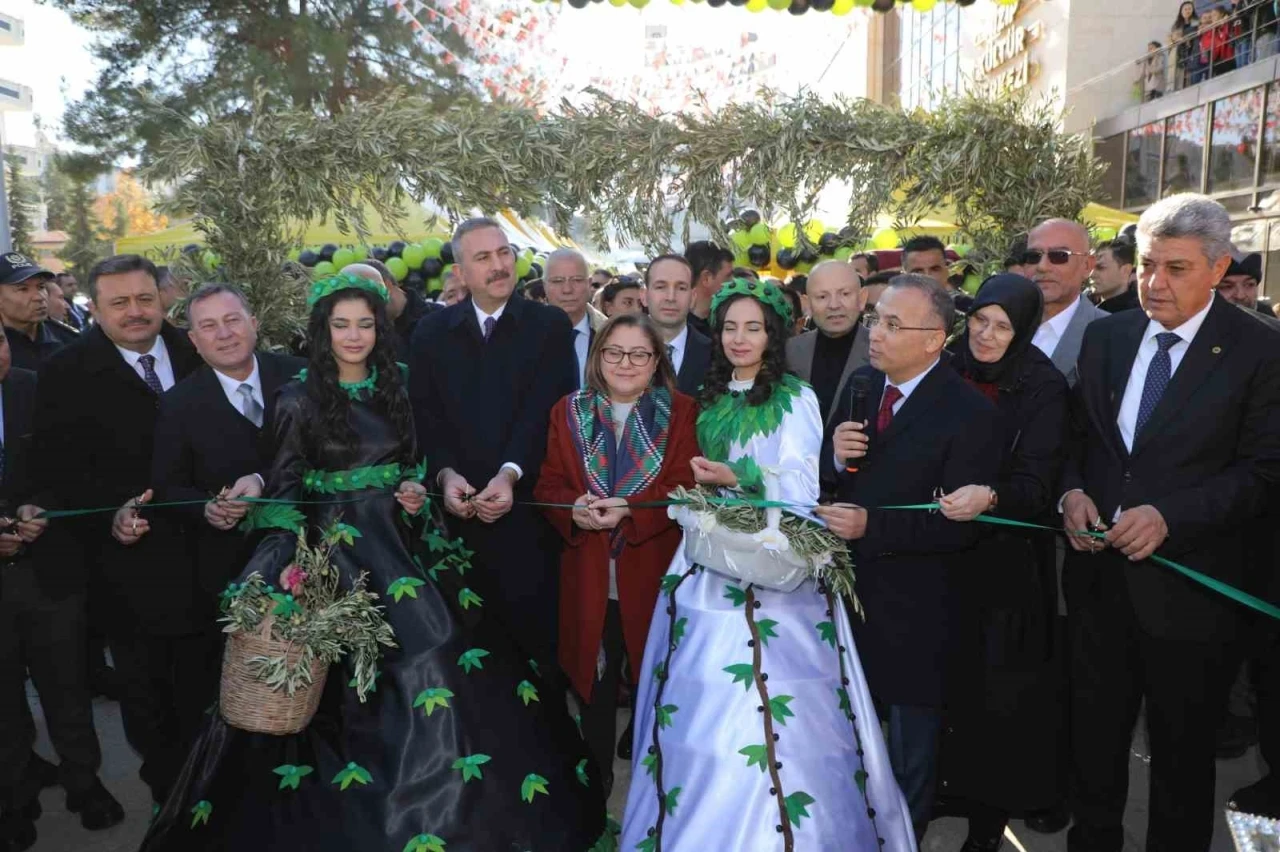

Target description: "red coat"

left=535, top=391, right=699, bottom=701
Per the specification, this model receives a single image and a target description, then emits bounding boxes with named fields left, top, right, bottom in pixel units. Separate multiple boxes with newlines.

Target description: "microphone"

left=844, top=375, right=870, bottom=474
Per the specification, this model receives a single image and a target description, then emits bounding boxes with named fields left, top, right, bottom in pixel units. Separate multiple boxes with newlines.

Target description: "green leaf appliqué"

left=723, top=584, right=748, bottom=607
left=723, top=663, right=755, bottom=691
left=273, top=764, right=314, bottom=791
left=457, top=648, right=490, bottom=673
left=457, top=587, right=484, bottom=610
left=664, top=786, right=682, bottom=817
left=784, top=791, right=816, bottom=828
left=451, top=754, right=491, bottom=783
left=575, top=758, right=589, bottom=787
left=516, top=680, right=540, bottom=705
left=655, top=703, right=678, bottom=729
left=412, top=687, right=454, bottom=717
left=332, top=762, right=372, bottom=790
left=815, top=621, right=837, bottom=648
left=520, top=773, right=549, bottom=803
left=768, top=694, right=795, bottom=726
left=388, top=576, right=426, bottom=603
left=190, top=800, right=212, bottom=828
left=756, top=619, right=780, bottom=647
left=403, top=834, right=447, bottom=852
left=739, top=744, right=768, bottom=772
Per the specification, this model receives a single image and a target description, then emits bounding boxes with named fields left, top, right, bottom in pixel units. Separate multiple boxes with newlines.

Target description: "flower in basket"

left=280, top=564, right=308, bottom=595
left=752, top=526, right=790, bottom=552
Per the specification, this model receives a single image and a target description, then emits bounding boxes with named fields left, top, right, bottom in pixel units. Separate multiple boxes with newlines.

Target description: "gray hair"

left=544, top=247, right=587, bottom=276
left=886, top=273, right=955, bottom=332
left=1136, top=193, right=1233, bottom=263
left=451, top=217, right=506, bottom=265
left=185, top=282, right=253, bottom=325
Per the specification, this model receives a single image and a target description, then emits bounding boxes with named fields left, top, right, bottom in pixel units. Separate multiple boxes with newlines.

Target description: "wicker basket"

left=219, top=617, right=328, bottom=735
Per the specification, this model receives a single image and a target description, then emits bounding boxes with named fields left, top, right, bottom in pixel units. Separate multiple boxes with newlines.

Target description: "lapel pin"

left=1211, top=346, right=1222, bottom=354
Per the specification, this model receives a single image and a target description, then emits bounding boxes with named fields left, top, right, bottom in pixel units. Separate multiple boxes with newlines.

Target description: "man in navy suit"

left=644, top=253, right=711, bottom=397
left=543, top=248, right=599, bottom=389
left=409, top=218, right=577, bottom=670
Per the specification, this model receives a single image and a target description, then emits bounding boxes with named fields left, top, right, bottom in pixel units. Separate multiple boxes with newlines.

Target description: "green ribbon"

left=8, top=493, right=1275, bottom=622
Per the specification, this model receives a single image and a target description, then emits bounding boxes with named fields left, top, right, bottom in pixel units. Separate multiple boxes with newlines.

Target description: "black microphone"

left=844, top=374, right=870, bottom=474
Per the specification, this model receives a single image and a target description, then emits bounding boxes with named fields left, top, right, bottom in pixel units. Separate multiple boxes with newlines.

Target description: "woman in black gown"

left=141, top=274, right=609, bottom=851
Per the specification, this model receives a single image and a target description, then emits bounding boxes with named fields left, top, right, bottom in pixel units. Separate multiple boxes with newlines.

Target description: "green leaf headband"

left=306, top=273, right=389, bottom=309
left=709, top=277, right=794, bottom=327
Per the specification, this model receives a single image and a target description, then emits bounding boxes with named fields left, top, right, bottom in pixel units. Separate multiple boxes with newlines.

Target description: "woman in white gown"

left=621, top=279, right=915, bottom=852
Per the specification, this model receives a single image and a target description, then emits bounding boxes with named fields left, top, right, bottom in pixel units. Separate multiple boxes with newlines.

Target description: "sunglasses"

left=1023, top=249, right=1089, bottom=266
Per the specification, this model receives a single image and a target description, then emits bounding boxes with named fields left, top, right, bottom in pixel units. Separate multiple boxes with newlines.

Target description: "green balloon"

left=287, top=248, right=301, bottom=263
left=515, top=255, right=533, bottom=278
left=748, top=223, right=771, bottom=246
left=767, top=0, right=789, bottom=9
left=385, top=257, right=409, bottom=281
left=313, top=261, right=337, bottom=277
left=834, top=246, right=855, bottom=261
left=352, top=245, right=369, bottom=261
left=422, top=238, right=444, bottom=259
left=730, top=230, right=753, bottom=251
left=426, top=277, right=442, bottom=295
left=402, top=244, right=428, bottom=270
left=201, top=250, right=221, bottom=272
left=332, top=247, right=356, bottom=269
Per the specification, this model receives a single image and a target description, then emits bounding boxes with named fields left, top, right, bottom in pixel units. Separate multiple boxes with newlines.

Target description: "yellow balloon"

left=832, top=0, right=855, bottom=14
left=871, top=227, right=899, bottom=250
left=912, top=0, right=937, bottom=11
left=609, top=0, right=627, bottom=6
left=803, top=219, right=825, bottom=244
left=767, top=0, right=789, bottom=9
left=747, top=0, right=767, bottom=11
left=777, top=223, right=799, bottom=249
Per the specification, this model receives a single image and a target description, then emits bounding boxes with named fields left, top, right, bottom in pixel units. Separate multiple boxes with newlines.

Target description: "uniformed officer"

left=0, top=254, right=79, bottom=374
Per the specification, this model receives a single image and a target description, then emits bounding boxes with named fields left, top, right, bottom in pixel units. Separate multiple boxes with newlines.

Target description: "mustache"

left=486, top=271, right=510, bottom=284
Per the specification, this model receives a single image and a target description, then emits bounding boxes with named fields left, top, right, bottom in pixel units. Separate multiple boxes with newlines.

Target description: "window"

left=1126, top=123, right=1162, bottom=208
left=894, top=4, right=962, bottom=112
left=1262, top=82, right=1280, bottom=187
left=1096, top=134, right=1125, bottom=205
left=1163, top=107, right=1206, bottom=197
left=1208, top=88, right=1262, bottom=194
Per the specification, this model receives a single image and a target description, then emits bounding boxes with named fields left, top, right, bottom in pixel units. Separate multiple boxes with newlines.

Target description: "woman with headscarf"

left=932, top=274, right=1070, bottom=852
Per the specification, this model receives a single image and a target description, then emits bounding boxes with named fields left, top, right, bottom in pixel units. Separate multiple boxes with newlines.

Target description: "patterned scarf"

left=568, top=387, right=672, bottom=554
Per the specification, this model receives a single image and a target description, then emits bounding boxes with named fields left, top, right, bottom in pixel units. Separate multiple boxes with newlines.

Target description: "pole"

left=0, top=113, right=12, bottom=253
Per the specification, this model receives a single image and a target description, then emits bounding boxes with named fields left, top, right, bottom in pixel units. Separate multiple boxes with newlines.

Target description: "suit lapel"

left=1132, top=298, right=1231, bottom=457
left=794, top=333, right=817, bottom=383
left=1098, top=312, right=1146, bottom=458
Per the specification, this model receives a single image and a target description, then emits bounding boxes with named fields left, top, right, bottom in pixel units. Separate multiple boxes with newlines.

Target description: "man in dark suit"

left=146, top=282, right=304, bottom=635
left=645, top=253, right=711, bottom=397
left=0, top=333, right=120, bottom=850
left=0, top=254, right=79, bottom=374
left=815, top=274, right=1000, bottom=841
left=1215, top=251, right=1278, bottom=319
left=1090, top=237, right=1140, bottom=314
left=543, top=248, right=599, bottom=389
left=409, top=218, right=577, bottom=670
left=54, top=273, right=90, bottom=332
left=1059, top=194, right=1280, bottom=852
left=785, top=260, right=870, bottom=427
left=1027, top=219, right=1108, bottom=388
left=32, top=254, right=204, bottom=806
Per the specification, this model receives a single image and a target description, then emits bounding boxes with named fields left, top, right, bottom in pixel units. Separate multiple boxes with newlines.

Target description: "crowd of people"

left=1142, top=0, right=1279, bottom=101
left=0, top=190, right=1276, bottom=852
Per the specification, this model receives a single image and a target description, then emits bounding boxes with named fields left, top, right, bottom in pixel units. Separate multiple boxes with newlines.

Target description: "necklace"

left=338, top=365, right=378, bottom=400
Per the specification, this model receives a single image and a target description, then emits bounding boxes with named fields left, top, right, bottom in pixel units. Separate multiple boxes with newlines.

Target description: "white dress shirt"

left=1115, top=295, right=1214, bottom=453
left=212, top=357, right=263, bottom=425
left=572, top=313, right=591, bottom=389
left=836, top=358, right=939, bottom=471
left=665, top=324, right=689, bottom=375
left=465, top=299, right=523, bottom=483
left=116, top=336, right=176, bottom=392
left=1030, top=296, right=1081, bottom=358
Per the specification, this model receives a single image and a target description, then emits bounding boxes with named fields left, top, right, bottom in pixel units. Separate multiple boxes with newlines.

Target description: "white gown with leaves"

left=620, top=380, right=916, bottom=852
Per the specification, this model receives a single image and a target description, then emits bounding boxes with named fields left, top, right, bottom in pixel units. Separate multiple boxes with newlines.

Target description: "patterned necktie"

left=483, top=316, right=496, bottom=343
left=667, top=344, right=675, bottom=364
left=876, top=385, right=903, bottom=434
left=138, top=354, right=164, bottom=395
left=237, top=383, right=264, bottom=428
left=1135, top=332, right=1181, bottom=438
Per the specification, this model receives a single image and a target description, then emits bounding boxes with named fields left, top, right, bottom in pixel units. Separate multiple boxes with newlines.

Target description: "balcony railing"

left=1068, top=1, right=1278, bottom=129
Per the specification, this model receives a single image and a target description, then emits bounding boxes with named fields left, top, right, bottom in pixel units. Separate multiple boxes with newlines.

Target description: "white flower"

left=667, top=504, right=679, bottom=521
left=814, top=551, right=834, bottom=569
left=696, top=512, right=719, bottom=535
left=752, top=527, right=790, bottom=552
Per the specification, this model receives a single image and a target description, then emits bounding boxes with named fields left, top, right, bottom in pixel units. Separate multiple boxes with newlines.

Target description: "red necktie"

left=877, top=385, right=903, bottom=434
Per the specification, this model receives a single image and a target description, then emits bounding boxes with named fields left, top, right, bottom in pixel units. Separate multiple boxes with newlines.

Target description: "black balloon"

left=788, top=0, right=808, bottom=14
left=387, top=240, right=407, bottom=258
left=569, top=0, right=589, bottom=7
left=371, top=246, right=389, bottom=262
left=776, top=248, right=799, bottom=270
left=182, top=243, right=201, bottom=256
left=838, top=225, right=858, bottom=240
left=405, top=270, right=426, bottom=292
left=747, top=244, right=771, bottom=269
left=440, top=243, right=455, bottom=264
left=421, top=258, right=444, bottom=280
left=728, top=0, right=748, bottom=6
left=319, top=243, right=337, bottom=262
left=708, top=0, right=727, bottom=5
left=818, top=231, right=839, bottom=255
left=798, top=247, right=819, bottom=265
left=529, top=262, right=543, bottom=279
left=298, top=249, right=319, bottom=267
left=810, top=0, right=834, bottom=9
left=740, top=209, right=762, bottom=229
left=871, top=0, right=894, bottom=10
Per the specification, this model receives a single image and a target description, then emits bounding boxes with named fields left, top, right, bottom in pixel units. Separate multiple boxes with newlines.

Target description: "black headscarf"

left=950, top=273, right=1044, bottom=387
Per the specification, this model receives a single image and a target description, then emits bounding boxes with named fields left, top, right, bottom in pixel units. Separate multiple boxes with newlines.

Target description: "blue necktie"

left=483, top=316, right=496, bottom=343
left=138, top=354, right=164, bottom=395
left=1135, top=332, right=1181, bottom=438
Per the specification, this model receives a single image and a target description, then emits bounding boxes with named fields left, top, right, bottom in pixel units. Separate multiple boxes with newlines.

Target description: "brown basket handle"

left=256, top=614, right=276, bottom=640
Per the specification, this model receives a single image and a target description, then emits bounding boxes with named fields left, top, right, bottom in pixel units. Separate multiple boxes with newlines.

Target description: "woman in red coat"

left=536, top=313, right=698, bottom=794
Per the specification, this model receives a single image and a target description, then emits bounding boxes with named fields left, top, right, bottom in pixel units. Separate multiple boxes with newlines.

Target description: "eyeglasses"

left=1023, top=249, right=1089, bottom=266
left=600, top=347, right=655, bottom=367
left=966, top=313, right=1014, bottom=338
left=861, top=314, right=942, bottom=334
left=547, top=276, right=589, bottom=288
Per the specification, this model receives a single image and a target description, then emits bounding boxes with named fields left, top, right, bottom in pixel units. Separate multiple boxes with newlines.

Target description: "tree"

left=93, top=171, right=168, bottom=239
left=55, top=155, right=111, bottom=279
left=5, top=154, right=38, bottom=257
left=47, top=0, right=474, bottom=163
left=41, top=156, right=75, bottom=233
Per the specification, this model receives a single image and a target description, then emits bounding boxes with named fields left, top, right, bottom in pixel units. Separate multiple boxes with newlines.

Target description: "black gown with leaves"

left=140, top=381, right=610, bottom=852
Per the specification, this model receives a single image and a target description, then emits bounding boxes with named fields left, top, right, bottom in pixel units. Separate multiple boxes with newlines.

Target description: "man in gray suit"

left=786, top=261, right=870, bottom=426
left=1026, top=219, right=1107, bottom=387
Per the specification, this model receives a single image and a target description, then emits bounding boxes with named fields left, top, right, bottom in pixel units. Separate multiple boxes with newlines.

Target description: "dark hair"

left=684, top=240, right=731, bottom=283
left=602, top=279, right=642, bottom=305
left=886, top=273, right=955, bottom=332
left=852, top=252, right=880, bottom=274
left=732, top=266, right=760, bottom=281
left=788, top=274, right=808, bottom=295
left=87, top=254, right=159, bottom=303
left=584, top=313, right=676, bottom=396
left=697, top=292, right=792, bottom=410
left=781, top=287, right=803, bottom=325
left=525, top=279, right=546, bottom=301
left=186, top=282, right=253, bottom=325
left=644, top=254, right=693, bottom=286
left=864, top=271, right=896, bottom=288
left=1173, top=0, right=1197, bottom=27
left=1005, top=235, right=1029, bottom=268
left=1099, top=237, right=1136, bottom=268
left=900, top=235, right=947, bottom=268
left=303, top=289, right=414, bottom=468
